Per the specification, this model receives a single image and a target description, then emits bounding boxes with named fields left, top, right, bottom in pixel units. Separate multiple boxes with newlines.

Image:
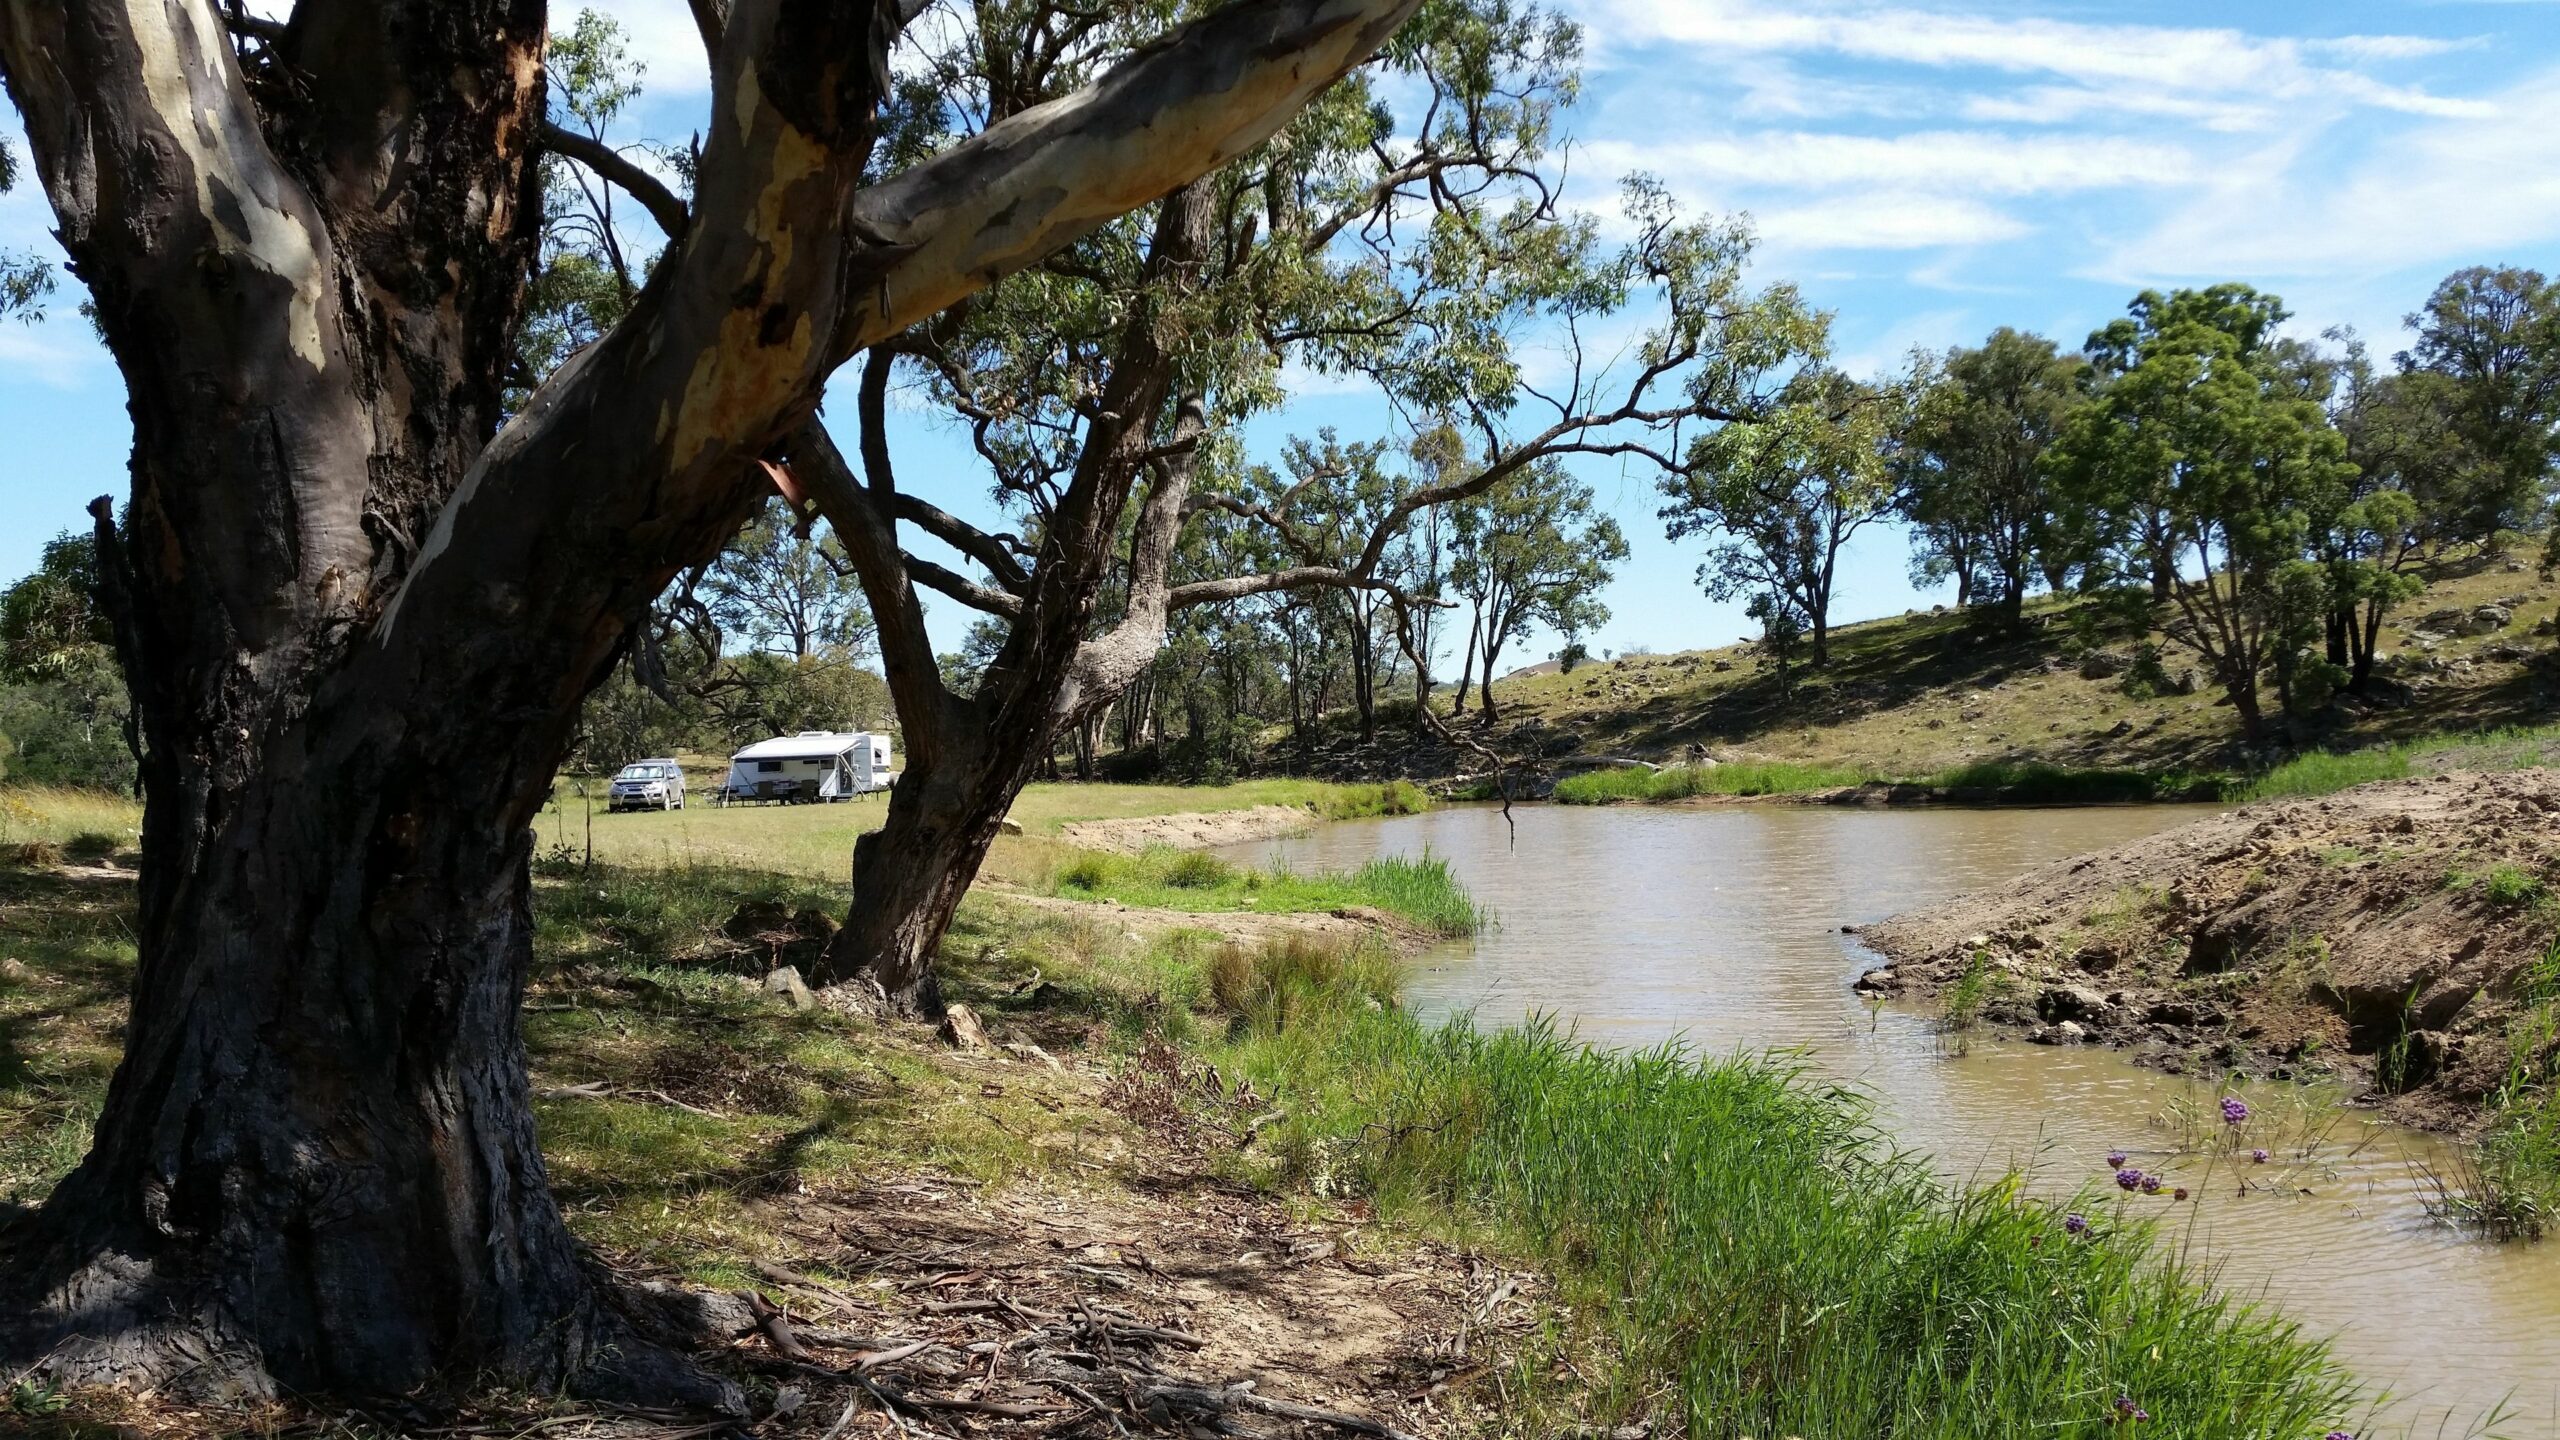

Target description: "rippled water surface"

left=1219, top=803, right=2560, bottom=1436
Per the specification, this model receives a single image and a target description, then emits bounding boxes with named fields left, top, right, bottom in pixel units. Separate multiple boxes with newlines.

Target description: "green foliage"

left=2050, top=284, right=2356, bottom=743
left=1664, top=367, right=1911, bottom=665
left=2476, top=864, right=2548, bottom=909
left=1448, top=458, right=1627, bottom=703
left=2399, top=266, right=2560, bottom=541
left=0, top=530, right=133, bottom=792
left=1939, top=948, right=2000, bottom=1033
left=1553, top=760, right=1867, bottom=802
left=704, top=498, right=877, bottom=662
left=2470, top=945, right=2560, bottom=1238
left=0, top=136, right=56, bottom=322
left=1047, top=847, right=1482, bottom=937
left=1900, top=327, right=2086, bottom=619
left=1313, top=779, right=1432, bottom=820
left=2237, top=721, right=2560, bottom=802
left=1218, top=1006, right=2359, bottom=1439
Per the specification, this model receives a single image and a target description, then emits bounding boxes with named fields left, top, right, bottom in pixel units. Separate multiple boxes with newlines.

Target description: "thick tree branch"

left=892, top=495, right=1032, bottom=592
left=539, top=122, right=690, bottom=239
left=904, top=556, right=1026, bottom=617
left=839, top=0, right=1426, bottom=355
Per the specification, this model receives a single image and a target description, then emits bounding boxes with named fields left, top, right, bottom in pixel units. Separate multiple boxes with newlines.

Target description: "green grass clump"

left=0, top=785, right=142, bottom=853
left=1048, top=846, right=1482, bottom=937
left=1553, top=760, right=1869, bottom=803
left=2478, top=863, right=2549, bottom=909
left=2237, top=747, right=2414, bottom=802
left=2463, top=943, right=2560, bottom=1238
left=1315, top=779, right=1433, bottom=821
left=1214, top=1000, right=2361, bottom=1439
left=1939, top=948, right=2002, bottom=1033
left=2238, top=720, right=2560, bottom=803
left=1921, top=761, right=2229, bottom=804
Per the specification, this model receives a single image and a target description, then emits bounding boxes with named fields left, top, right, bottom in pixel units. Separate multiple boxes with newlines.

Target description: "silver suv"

left=607, top=759, right=686, bottom=812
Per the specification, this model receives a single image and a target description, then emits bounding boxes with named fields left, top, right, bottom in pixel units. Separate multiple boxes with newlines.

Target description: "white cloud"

left=1586, top=131, right=2195, bottom=196
left=1590, top=0, right=2476, bottom=116
left=2093, top=64, right=2560, bottom=281
left=1754, top=193, right=2028, bottom=251
left=1958, top=86, right=2278, bottom=134
left=0, top=325, right=106, bottom=390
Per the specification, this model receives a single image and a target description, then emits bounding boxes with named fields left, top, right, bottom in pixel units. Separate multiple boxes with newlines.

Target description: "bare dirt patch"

left=1058, top=806, right=1316, bottom=854
left=1859, top=770, right=2560, bottom=1129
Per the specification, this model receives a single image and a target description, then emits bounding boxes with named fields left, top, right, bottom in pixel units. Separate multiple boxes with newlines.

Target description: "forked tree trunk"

left=0, top=0, right=1424, bottom=1406
left=829, top=734, right=1033, bottom=1010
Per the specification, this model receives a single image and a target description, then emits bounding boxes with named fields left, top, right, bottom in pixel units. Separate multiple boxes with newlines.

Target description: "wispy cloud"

left=1585, top=131, right=2196, bottom=196
left=2095, top=64, right=2560, bottom=282
left=1590, top=0, right=2478, bottom=116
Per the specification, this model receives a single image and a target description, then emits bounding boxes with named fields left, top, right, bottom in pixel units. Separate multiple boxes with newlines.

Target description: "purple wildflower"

left=2133, top=1410, right=2150, bottom=1424
left=2114, top=1396, right=2138, bottom=1416
left=2107, top=1149, right=2129, bottom=1168
left=2252, top=1147, right=2271, bottom=1164
left=2325, top=1432, right=2355, bottom=1440
left=2221, top=1095, right=2249, bottom=1125
left=2116, top=1168, right=2143, bottom=1191
left=2065, top=1213, right=2089, bottom=1235
left=2140, top=1174, right=2163, bottom=1194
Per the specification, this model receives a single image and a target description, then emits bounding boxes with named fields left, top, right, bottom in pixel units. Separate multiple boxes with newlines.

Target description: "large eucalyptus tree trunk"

left=0, top=0, right=1420, bottom=1405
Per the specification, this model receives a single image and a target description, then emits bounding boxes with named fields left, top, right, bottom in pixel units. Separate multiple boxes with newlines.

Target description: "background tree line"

left=1663, top=267, right=2560, bottom=746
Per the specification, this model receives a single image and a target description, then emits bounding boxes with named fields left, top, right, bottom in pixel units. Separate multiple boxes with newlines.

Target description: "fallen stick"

left=740, top=1290, right=811, bottom=1363
left=1142, top=1382, right=1421, bottom=1440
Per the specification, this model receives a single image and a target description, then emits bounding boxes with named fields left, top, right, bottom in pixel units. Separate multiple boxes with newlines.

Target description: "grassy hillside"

left=1475, top=551, right=2559, bottom=778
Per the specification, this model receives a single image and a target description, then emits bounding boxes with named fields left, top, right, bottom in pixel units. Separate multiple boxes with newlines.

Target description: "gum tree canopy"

left=0, top=0, right=1418, bottom=1410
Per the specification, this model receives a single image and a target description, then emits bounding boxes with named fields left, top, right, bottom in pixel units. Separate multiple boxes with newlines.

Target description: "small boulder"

left=2077, top=650, right=2130, bottom=680
left=762, top=966, right=816, bottom=1011
left=0, top=957, right=25, bottom=982
left=1853, top=966, right=1898, bottom=992
left=2037, top=983, right=2111, bottom=1023
left=998, top=817, right=1026, bottom=836
left=939, top=1002, right=993, bottom=1052
left=2462, top=604, right=2513, bottom=636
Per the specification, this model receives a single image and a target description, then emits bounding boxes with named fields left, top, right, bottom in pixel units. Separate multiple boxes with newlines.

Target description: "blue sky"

left=6, top=0, right=2559, bottom=667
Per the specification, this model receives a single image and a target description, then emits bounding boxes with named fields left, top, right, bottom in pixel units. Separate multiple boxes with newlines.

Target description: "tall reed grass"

left=1046, top=846, right=1483, bottom=937
left=1218, top=1000, right=2364, bottom=1438
left=2237, top=720, right=2560, bottom=803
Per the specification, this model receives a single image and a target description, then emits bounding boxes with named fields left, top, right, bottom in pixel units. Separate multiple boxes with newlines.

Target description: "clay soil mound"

left=1860, top=769, right=2560, bottom=1128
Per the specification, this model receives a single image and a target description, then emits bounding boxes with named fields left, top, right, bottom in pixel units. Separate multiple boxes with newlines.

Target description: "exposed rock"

left=2037, top=983, right=2111, bottom=1024
left=939, top=1002, right=993, bottom=1052
left=2077, top=650, right=2130, bottom=680
left=0, top=957, right=25, bottom=982
left=1853, top=966, right=1899, bottom=992
left=762, top=966, right=816, bottom=1011
left=2463, top=604, right=2513, bottom=636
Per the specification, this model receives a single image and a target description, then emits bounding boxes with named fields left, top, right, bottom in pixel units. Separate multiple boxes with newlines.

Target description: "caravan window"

left=757, top=760, right=782, bottom=774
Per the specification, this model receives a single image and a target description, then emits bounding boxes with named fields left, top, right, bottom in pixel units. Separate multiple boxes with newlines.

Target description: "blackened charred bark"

left=4, top=770, right=733, bottom=1409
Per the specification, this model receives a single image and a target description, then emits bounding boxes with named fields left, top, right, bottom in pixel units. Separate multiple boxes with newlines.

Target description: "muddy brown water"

left=1217, top=803, right=2560, bottom=1437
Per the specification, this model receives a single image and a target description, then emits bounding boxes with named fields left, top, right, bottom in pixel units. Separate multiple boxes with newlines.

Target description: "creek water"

left=1216, top=803, right=2560, bottom=1437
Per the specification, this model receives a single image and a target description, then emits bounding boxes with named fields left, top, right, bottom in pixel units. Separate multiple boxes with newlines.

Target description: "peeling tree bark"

left=0, top=0, right=1420, bottom=1408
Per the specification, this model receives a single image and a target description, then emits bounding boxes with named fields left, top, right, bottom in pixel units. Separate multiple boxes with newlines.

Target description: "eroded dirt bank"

left=1858, top=770, right=2560, bottom=1128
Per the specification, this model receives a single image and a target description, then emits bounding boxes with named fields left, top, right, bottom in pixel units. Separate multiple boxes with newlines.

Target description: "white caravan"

left=720, top=731, right=894, bottom=804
